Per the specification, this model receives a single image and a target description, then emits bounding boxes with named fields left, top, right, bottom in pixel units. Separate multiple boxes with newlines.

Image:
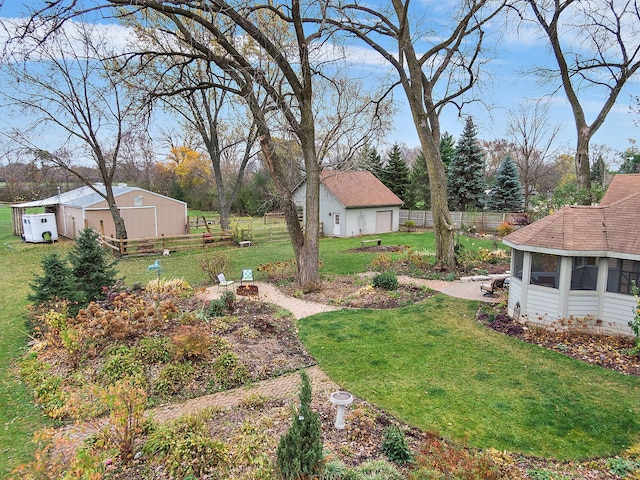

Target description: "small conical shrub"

left=276, top=370, right=324, bottom=479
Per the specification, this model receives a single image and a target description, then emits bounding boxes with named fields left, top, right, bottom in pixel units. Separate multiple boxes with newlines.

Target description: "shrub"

left=99, top=346, right=146, bottom=387
left=199, top=251, right=231, bottom=284
left=370, top=253, right=392, bottom=271
left=381, top=425, right=413, bottom=465
left=496, top=221, right=515, bottom=237
left=153, top=362, right=195, bottom=396
left=221, top=289, right=236, bottom=310
left=136, top=337, right=172, bottom=364
left=277, top=370, right=324, bottom=480
left=409, top=437, right=501, bottom=480
left=213, top=352, right=250, bottom=389
left=207, top=298, right=228, bottom=318
left=511, top=212, right=531, bottom=226
left=171, top=325, right=216, bottom=361
left=27, top=252, right=84, bottom=311
left=68, top=227, right=118, bottom=303
left=257, top=259, right=297, bottom=281
left=403, top=220, right=416, bottom=232
left=372, top=272, right=398, bottom=291
left=100, top=379, right=148, bottom=464
left=144, top=413, right=228, bottom=478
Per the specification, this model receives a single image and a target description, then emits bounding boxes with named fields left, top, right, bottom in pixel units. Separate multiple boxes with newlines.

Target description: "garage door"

left=375, top=210, right=393, bottom=233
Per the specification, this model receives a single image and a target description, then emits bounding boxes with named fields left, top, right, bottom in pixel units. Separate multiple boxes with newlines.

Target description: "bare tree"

left=2, top=21, right=143, bottom=241
left=326, top=0, right=506, bottom=268
left=505, top=102, right=563, bottom=208
left=102, top=0, right=384, bottom=287
left=522, top=0, right=640, bottom=203
left=121, top=21, right=261, bottom=230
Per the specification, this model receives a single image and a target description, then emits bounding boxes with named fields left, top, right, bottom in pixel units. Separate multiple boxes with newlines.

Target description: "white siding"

left=507, top=279, right=522, bottom=317
left=566, top=292, right=600, bottom=317
left=344, top=209, right=376, bottom=236
left=520, top=285, right=561, bottom=324
left=601, top=293, right=636, bottom=336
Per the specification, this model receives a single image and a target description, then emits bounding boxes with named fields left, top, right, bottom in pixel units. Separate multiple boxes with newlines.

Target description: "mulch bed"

left=478, top=310, right=640, bottom=376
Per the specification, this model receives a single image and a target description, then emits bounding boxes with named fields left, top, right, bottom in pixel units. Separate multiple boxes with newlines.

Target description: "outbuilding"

left=503, top=174, right=640, bottom=337
left=12, top=184, right=188, bottom=240
left=293, top=170, right=404, bottom=237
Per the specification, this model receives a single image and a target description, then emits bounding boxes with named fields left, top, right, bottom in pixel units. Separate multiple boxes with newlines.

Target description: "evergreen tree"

left=380, top=143, right=410, bottom=204
left=408, top=152, right=430, bottom=209
left=488, top=156, right=524, bottom=212
left=590, top=155, right=606, bottom=187
left=68, top=227, right=118, bottom=303
left=361, top=144, right=385, bottom=180
left=276, top=370, right=324, bottom=480
left=28, top=252, right=84, bottom=308
left=440, top=132, right=456, bottom=169
left=448, top=117, right=486, bottom=211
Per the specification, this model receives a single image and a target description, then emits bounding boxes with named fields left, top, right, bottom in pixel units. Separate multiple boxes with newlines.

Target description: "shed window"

left=512, top=249, right=524, bottom=280
left=607, top=258, right=640, bottom=295
left=530, top=253, right=559, bottom=289
left=570, top=257, right=598, bottom=291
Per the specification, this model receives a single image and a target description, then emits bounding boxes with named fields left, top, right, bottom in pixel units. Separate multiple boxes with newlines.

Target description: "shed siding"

left=81, top=189, right=187, bottom=239
left=345, top=209, right=376, bottom=236
left=61, top=205, right=83, bottom=238
left=320, top=187, right=346, bottom=236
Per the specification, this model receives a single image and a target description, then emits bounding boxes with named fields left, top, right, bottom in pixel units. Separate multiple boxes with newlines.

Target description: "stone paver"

left=149, top=365, right=339, bottom=424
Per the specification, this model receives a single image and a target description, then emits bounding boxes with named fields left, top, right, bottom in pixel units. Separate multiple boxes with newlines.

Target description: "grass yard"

left=299, top=296, right=640, bottom=460
left=0, top=204, right=563, bottom=475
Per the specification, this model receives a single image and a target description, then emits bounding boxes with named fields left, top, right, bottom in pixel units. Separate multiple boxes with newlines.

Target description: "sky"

left=1, top=0, right=638, bottom=166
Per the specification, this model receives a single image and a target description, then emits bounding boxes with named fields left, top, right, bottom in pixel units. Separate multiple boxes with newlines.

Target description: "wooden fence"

left=99, top=231, right=235, bottom=257
left=399, top=210, right=520, bottom=232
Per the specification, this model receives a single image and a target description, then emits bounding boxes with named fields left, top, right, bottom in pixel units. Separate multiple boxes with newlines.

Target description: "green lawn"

left=7, top=204, right=620, bottom=473
left=299, top=297, right=640, bottom=460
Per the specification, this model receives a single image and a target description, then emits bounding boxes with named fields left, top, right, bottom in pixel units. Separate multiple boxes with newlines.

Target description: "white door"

left=333, top=213, right=341, bottom=236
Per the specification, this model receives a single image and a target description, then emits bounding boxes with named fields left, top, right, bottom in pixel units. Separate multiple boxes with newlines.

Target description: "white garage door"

left=375, top=210, right=393, bottom=233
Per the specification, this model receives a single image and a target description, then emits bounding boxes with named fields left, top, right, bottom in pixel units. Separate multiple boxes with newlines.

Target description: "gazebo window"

left=570, top=257, right=598, bottom=290
left=530, top=253, right=559, bottom=288
left=513, top=249, right=524, bottom=280
left=607, top=258, right=640, bottom=295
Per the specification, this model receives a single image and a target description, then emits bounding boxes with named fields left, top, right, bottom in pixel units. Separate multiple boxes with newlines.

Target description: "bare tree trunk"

left=576, top=129, right=592, bottom=204
left=418, top=129, right=455, bottom=269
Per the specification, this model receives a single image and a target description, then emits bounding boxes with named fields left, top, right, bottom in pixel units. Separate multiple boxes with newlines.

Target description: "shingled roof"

left=600, top=173, right=640, bottom=205
left=503, top=192, right=640, bottom=256
left=320, top=170, right=403, bottom=208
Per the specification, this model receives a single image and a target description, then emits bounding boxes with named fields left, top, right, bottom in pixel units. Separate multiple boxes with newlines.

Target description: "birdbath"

left=329, top=391, right=353, bottom=430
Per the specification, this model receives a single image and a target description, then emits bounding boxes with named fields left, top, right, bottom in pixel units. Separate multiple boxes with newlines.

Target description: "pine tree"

left=68, top=227, right=118, bottom=303
left=276, top=370, right=324, bottom=480
left=440, top=132, right=456, bottom=168
left=590, top=155, right=606, bottom=187
left=361, top=145, right=385, bottom=180
left=28, top=252, right=84, bottom=308
left=488, top=156, right=524, bottom=212
left=408, top=152, right=430, bottom=209
left=448, top=117, right=486, bottom=211
left=381, top=143, right=410, bottom=204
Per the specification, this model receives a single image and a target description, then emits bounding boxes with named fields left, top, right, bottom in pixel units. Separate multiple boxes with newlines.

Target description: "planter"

left=237, top=285, right=258, bottom=296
